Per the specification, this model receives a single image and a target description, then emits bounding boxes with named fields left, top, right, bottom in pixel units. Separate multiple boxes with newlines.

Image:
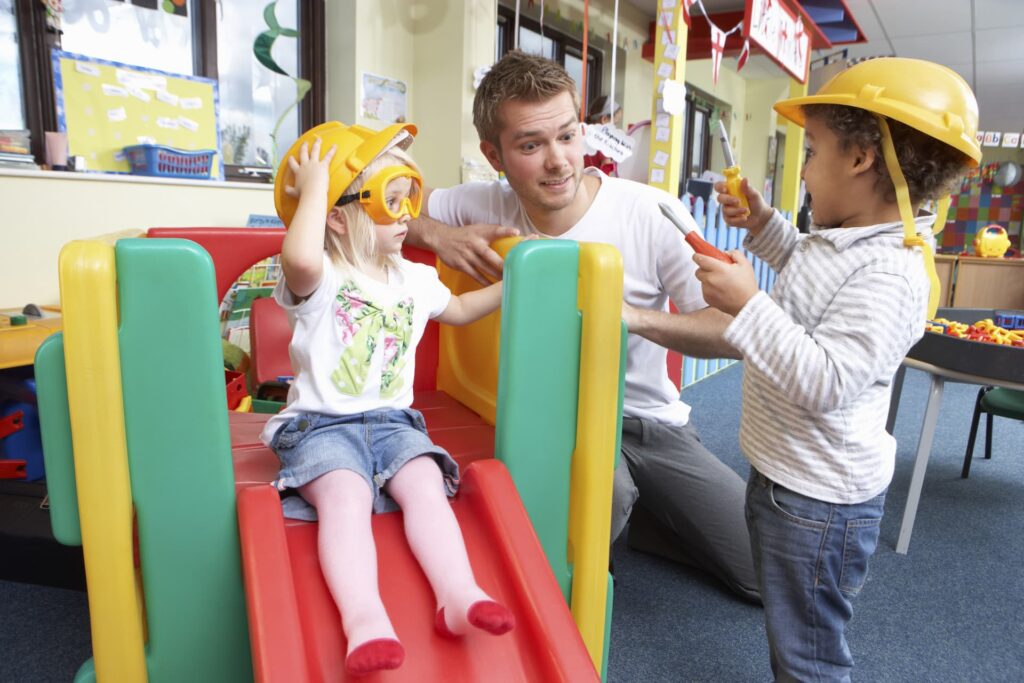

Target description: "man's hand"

left=435, top=223, right=521, bottom=285
left=621, top=300, right=641, bottom=332
left=714, top=178, right=772, bottom=235
left=694, top=250, right=759, bottom=317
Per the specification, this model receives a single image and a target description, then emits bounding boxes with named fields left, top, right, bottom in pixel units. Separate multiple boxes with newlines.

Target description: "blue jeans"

left=745, top=468, right=885, bottom=682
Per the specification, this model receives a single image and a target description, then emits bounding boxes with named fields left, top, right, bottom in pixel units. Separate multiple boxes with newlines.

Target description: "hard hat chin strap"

left=877, top=116, right=941, bottom=319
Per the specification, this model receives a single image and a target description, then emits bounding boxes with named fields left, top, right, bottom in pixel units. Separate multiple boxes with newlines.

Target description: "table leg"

left=886, top=364, right=907, bottom=435
left=896, top=373, right=945, bottom=554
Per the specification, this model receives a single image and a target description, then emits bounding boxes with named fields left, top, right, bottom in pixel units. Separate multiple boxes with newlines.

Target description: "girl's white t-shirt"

left=260, top=254, right=452, bottom=445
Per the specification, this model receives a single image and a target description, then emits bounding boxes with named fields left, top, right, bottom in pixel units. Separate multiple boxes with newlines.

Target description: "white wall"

left=5, top=1, right=803, bottom=308
left=326, top=0, right=495, bottom=188
left=738, top=77, right=790, bottom=197
left=0, top=170, right=274, bottom=308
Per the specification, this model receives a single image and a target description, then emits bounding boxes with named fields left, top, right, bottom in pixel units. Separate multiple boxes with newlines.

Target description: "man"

left=408, top=50, right=758, bottom=603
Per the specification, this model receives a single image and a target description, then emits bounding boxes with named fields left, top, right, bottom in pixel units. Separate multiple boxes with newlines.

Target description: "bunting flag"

left=681, top=0, right=699, bottom=28
left=736, top=37, right=750, bottom=72
left=710, top=24, right=726, bottom=85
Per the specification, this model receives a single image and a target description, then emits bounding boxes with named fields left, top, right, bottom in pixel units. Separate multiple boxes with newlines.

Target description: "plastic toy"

left=994, top=310, right=1024, bottom=331
left=716, top=121, right=750, bottom=212
left=659, top=201, right=732, bottom=263
left=927, top=317, right=1024, bottom=347
left=1, top=306, right=62, bottom=371
left=0, top=409, right=27, bottom=479
left=36, top=230, right=625, bottom=681
left=973, top=224, right=1011, bottom=258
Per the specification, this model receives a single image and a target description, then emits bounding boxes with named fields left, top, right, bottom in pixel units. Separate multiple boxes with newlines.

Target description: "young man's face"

left=481, top=91, right=585, bottom=216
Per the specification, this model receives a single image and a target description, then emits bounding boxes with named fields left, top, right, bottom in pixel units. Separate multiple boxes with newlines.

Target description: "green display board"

left=52, top=49, right=222, bottom=179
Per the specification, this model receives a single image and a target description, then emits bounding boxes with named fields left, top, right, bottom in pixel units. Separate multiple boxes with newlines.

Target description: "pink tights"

left=299, top=456, right=513, bottom=676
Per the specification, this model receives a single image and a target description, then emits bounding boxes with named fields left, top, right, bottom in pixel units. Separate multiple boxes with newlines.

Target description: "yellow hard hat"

left=774, top=57, right=981, bottom=166
left=775, top=58, right=981, bottom=320
left=274, top=121, right=418, bottom=227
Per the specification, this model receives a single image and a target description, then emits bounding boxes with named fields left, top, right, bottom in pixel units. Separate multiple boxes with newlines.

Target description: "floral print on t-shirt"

left=330, top=279, right=414, bottom=399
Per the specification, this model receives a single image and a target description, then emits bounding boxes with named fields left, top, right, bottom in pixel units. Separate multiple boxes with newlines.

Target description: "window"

left=496, top=6, right=601, bottom=111
left=684, top=97, right=711, bottom=181
left=215, top=0, right=303, bottom=168
left=1, top=0, right=25, bottom=129
left=6, top=0, right=324, bottom=180
left=60, top=0, right=194, bottom=75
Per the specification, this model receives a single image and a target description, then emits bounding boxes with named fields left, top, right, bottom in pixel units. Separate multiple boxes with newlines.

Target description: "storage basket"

left=123, top=144, right=215, bottom=179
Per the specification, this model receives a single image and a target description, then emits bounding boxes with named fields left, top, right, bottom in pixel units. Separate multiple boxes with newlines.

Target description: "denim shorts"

left=269, top=407, right=459, bottom=519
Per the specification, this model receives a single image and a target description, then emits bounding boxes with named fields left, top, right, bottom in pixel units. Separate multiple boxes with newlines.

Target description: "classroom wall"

left=943, top=146, right=1024, bottom=251
left=684, top=58, right=749, bottom=177
left=327, top=0, right=496, bottom=188
left=3, top=1, right=796, bottom=308
left=0, top=171, right=274, bottom=308
left=737, top=77, right=790, bottom=200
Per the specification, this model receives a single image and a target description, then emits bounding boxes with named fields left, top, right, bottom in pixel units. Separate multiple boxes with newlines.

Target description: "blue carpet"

left=2, top=364, right=1022, bottom=682
left=608, top=364, right=1024, bottom=682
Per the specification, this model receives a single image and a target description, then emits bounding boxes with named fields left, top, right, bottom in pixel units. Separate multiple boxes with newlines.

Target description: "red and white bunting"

left=736, top=37, right=750, bottom=72
left=711, top=24, right=726, bottom=85
left=681, top=0, right=699, bottom=27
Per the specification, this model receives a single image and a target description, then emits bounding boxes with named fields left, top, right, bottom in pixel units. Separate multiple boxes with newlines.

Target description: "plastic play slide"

left=36, top=232, right=624, bottom=681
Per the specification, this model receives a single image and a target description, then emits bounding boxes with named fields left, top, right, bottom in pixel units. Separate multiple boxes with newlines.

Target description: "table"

left=886, top=357, right=1024, bottom=554
left=0, top=308, right=62, bottom=370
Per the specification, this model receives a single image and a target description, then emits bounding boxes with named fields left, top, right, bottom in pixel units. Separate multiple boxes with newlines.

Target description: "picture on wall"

left=361, top=72, right=408, bottom=124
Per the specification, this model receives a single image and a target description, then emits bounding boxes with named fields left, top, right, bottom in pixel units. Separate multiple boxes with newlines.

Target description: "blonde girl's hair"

left=324, top=146, right=420, bottom=274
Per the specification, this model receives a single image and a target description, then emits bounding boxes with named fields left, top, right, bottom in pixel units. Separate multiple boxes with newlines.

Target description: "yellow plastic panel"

left=59, top=241, right=148, bottom=683
left=436, top=236, right=520, bottom=424
left=568, top=243, right=623, bottom=671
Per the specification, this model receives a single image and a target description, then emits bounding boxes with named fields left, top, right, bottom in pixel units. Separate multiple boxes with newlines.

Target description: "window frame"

left=11, top=0, right=325, bottom=182
left=683, top=95, right=712, bottom=182
left=496, top=5, right=602, bottom=112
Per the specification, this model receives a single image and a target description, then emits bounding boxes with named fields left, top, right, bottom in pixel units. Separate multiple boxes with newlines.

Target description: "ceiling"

left=624, top=0, right=1024, bottom=134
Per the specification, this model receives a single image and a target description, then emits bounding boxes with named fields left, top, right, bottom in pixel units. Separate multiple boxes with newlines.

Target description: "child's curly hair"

left=803, top=104, right=972, bottom=205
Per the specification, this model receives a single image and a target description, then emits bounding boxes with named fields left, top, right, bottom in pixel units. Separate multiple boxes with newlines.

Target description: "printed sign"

left=745, top=0, right=811, bottom=82
left=583, top=124, right=636, bottom=163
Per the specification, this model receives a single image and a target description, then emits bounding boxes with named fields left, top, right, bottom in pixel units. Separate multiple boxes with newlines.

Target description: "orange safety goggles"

left=335, top=165, right=423, bottom=224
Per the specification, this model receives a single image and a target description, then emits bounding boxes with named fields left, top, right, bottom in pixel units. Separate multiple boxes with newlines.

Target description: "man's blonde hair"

left=473, top=49, right=580, bottom=148
left=325, top=147, right=419, bottom=274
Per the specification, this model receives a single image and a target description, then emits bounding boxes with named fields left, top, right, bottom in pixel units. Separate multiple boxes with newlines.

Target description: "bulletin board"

left=52, top=49, right=223, bottom=179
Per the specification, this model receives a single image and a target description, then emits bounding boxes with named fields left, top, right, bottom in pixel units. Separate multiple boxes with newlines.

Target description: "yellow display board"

left=52, top=49, right=221, bottom=178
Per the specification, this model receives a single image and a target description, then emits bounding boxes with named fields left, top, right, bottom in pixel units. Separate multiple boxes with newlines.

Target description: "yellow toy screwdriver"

left=717, top=121, right=750, bottom=214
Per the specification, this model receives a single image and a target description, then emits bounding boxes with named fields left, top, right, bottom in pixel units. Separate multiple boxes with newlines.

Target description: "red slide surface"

left=237, top=460, right=598, bottom=682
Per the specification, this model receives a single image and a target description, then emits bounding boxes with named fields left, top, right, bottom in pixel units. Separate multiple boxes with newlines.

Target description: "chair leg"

left=984, top=413, right=994, bottom=460
left=962, top=386, right=990, bottom=478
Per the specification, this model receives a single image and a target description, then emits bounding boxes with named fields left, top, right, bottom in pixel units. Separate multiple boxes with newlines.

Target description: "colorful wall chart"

left=52, top=49, right=222, bottom=178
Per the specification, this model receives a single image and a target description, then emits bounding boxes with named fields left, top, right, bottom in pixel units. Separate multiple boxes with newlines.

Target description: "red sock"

left=434, top=608, right=460, bottom=639
left=345, top=638, right=404, bottom=676
left=435, top=601, right=515, bottom=638
left=467, top=600, right=515, bottom=635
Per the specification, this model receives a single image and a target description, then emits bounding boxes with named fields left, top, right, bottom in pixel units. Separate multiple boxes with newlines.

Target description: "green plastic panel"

left=34, top=333, right=81, bottom=546
left=115, top=238, right=252, bottom=682
left=495, top=240, right=581, bottom=601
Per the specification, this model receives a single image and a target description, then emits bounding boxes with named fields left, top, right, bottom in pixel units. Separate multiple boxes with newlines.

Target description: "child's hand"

left=284, top=137, right=337, bottom=200
left=693, top=250, right=759, bottom=316
left=714, top=178, right=772, bottom=234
